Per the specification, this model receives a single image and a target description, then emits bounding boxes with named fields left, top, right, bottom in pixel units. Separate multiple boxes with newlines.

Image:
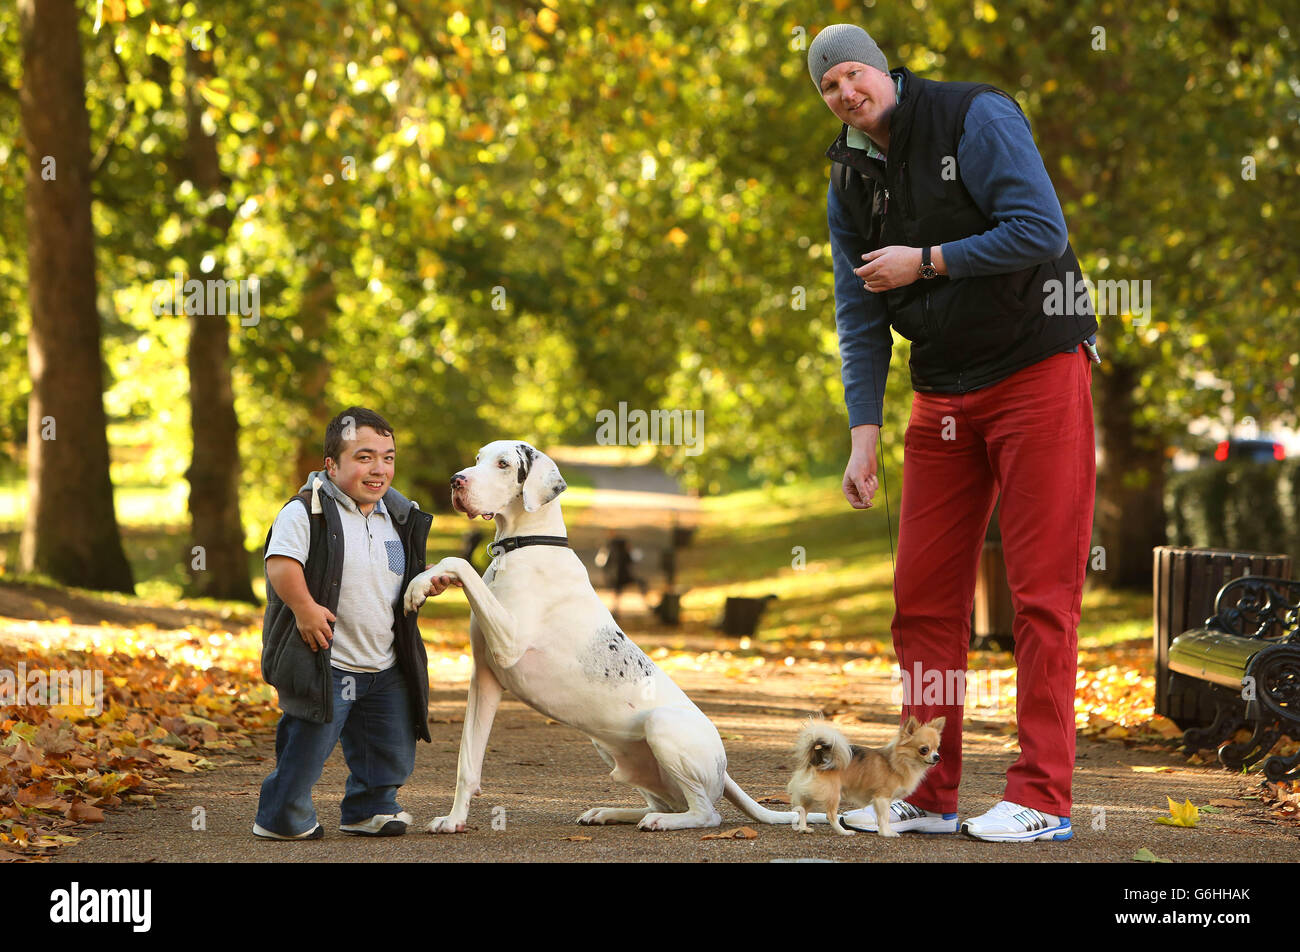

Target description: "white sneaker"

left=840, top=800, right=958, bottom=834
left=960, top=800, right=1072, bottom=842
left=340, top=811, right=414, bottom=837
left=252, top=822, right=323, bottom=840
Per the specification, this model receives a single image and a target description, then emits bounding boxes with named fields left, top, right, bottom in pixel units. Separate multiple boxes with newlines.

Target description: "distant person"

left=659, top=543, right=677, bottom=590
left=595, top=532, right=649, bottom=617
left=254, top=406, right=456, bottom=839
left=810, top=24, right=1097, bottom=841
left=460, top=528, right=485, bottom=573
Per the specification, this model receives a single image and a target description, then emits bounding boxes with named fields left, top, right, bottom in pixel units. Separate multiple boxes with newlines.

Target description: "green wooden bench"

left=1166, top=575, right=1300, bottom=781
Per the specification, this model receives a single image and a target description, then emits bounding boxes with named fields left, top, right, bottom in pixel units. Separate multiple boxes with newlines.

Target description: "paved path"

left=53, top=649, right=1298, bottom=863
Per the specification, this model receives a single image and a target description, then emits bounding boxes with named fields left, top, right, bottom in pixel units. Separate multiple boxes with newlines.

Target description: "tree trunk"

left=292, top=265, right=336, bottom=482
left=18, top=0, right=133, bottom=592
left=182, top=44, right=255, bottom=602
left=1093, top=358, right=1167, bottom=589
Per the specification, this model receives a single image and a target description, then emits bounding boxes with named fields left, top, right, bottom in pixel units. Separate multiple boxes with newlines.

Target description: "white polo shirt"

left=265, top=482, right=405, bottom=673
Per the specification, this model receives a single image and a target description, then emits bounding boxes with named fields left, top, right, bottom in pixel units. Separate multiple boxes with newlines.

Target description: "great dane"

left=403, top=440, right=799, bottom=832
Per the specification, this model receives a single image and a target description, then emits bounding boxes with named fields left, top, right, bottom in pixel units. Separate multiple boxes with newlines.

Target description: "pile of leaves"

left=1073, top=644, right=1161, bottom=739
left=1256, top=780, right=1300, bottom=825
left=0, top=620, right=277, bottom=861
left=1072, top=646, right=1300, bottom=770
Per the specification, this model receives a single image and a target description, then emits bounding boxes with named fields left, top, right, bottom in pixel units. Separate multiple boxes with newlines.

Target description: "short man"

left=254, top=407, right=453, bottom=839
left=809, top=23, right=1098, bottom=841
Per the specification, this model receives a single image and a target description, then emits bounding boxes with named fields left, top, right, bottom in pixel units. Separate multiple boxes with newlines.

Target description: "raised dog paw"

left=426, top=815, right=467, bottom=834
left=403, top=572, right=434, bottom=615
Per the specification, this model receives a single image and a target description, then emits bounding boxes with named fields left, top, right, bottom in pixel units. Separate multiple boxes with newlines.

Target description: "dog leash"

left=878, top=445, right=896, bottom=581
left=874, top=435, right=902, bottom=705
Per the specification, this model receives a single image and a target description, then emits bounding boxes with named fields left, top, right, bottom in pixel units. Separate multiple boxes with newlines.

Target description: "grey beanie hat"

left=807, top=24, right=890, bottom=90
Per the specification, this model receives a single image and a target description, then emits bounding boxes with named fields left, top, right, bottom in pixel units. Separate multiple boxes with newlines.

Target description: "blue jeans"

left=255, top=665, right=416, bottom=835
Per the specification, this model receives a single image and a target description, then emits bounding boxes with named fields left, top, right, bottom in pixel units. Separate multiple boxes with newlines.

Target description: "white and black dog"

left=404, top=440, right=798, bottom=832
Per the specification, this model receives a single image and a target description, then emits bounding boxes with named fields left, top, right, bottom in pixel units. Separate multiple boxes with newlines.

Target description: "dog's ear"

left=901, top=715, right=920, bottom=736
left=929, top=716, right=946, bottom=733
left=519, top=445, right=567, bottom=513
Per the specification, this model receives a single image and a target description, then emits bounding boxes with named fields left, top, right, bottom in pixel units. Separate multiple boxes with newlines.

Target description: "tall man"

left=810, top=23, right=1098, bottom=841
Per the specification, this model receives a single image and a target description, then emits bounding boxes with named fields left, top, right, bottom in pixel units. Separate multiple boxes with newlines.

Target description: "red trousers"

left=891, top=347, right=1095, bottom=817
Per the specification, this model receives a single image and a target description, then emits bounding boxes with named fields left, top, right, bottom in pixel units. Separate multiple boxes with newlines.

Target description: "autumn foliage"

left=0, top=619, right=274, bottom=860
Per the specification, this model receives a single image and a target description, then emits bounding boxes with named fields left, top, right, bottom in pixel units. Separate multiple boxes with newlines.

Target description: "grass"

left=675, top=472, right=1151, bottom=651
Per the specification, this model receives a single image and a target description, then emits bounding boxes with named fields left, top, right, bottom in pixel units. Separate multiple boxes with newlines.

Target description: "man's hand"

left=855, top=245, right=923, bottom=293
left=294, top=602, right=337, bottom=652
left=425, top=574, right=463, bottom=598
left=404, top=567, right=465, bottom=615
left=420, top=563, right=464, bottom=598
left=844, top=424, right=881, bottom=510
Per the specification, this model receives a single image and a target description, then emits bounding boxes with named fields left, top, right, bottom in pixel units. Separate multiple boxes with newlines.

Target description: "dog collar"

left=487, top=535, right=571, bottom=558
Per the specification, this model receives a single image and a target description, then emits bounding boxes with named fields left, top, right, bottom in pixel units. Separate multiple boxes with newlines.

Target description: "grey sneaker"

left=840, top=800, right=958, bottom=833
left=253, top=822, right=323, bottom=840
left=339, top=811, right=414, bottom=836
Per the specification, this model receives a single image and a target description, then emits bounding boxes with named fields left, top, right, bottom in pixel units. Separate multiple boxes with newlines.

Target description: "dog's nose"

left=450, top=473, right=466, bottom=488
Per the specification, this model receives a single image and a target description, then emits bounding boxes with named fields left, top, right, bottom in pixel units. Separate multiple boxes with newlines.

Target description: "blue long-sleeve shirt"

left=829, top=85, right=1074, bottom=428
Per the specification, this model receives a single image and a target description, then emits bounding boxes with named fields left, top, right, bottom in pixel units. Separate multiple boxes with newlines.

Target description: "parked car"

left=1206, top=438, right=1286, bottom=464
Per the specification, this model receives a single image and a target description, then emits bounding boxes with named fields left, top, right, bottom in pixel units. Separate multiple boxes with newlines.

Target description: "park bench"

left=716, top=595, right=778, bottom=637
left=1166, top=575, right=1300, bottom=781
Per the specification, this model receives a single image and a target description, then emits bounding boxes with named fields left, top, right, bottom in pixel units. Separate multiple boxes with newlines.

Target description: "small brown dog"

left=787, top=715, right=945, bottom=837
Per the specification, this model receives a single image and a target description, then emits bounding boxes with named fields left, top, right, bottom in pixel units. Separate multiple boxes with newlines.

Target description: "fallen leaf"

left=1131, top=766, right=1174, bottom=773
left=562, top=835, right=592, bottom=842
left=15, top=790, right=63, bottom=811
left=9, top=738, right=44, bottom=765
left=154, top=749, right=202, bottom=772
left=180, top=713, right=220, bottom=728
left=1133, top=847, right=1172, bottom=863
left=1208, top=799, right=1251, bottom=808
left=1154, top=797, right=1199, bottom=828
left=66, top=802, right=104, bottom=823
left=1145, top=716, right=1186, bottom=739
left=32, top=722, right=77, bottom=755
left=701, top=826, right=758, bottom=840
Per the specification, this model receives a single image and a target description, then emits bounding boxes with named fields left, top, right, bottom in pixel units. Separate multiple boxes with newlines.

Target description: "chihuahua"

left=787, top=715, right=945, bottom=837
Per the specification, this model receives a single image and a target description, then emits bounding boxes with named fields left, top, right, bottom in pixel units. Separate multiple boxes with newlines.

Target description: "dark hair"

left=324, top=407, right=395, bottom=462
